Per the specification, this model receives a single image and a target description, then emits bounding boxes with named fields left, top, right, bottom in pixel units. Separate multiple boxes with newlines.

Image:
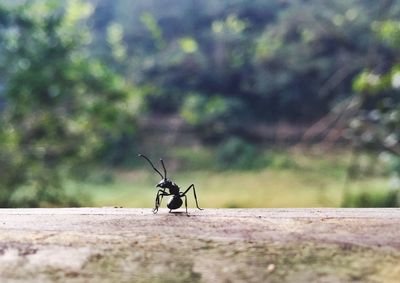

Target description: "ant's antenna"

left=160, top=159, right=167, bottom=179
left=138, top=154, right=164, bottom=179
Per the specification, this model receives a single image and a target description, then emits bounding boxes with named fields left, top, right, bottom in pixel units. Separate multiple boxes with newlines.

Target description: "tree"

left=88, top=0, right=395, bottom=141
left=0, top=0, right=138, bottom=207
left=351, top=21, right=400, bottom=158
left=341, top=2, right=400, bottom=206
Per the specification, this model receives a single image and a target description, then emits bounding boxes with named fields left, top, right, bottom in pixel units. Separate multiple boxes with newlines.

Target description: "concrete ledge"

left=1, top=207, right=400, bottom=217
left=0, top=208, right=399, bottom=282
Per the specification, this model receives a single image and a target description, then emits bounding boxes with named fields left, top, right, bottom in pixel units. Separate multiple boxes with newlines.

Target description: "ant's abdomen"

left=167, top=196, right=183, bottom=210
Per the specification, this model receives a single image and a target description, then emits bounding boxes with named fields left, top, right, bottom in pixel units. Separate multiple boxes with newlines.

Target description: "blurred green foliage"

left=215, top=137, right=263, bottom=170
left=343, top=190, right=398, bottom=208
left=214, top=137, right=297, bottom=171
left=181, top=93, right=247, bottom=141
left=0, top=0, right=400, bottom=207
left=0, top=0, right=137, bottom=206
left=89, top=0, right=398, bottom=140
left=342, top=9, right=400, bottom=206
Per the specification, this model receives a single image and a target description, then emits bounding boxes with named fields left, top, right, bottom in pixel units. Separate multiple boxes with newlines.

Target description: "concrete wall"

left=0, top=208, right=399, bottom=282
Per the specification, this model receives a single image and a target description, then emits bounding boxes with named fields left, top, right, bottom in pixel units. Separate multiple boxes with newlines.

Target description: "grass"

left=66, top=148, right=393, bottom=208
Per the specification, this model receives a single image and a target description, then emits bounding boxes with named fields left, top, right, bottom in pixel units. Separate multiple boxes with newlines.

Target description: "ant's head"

left=156, top=178, right=172, bottom=188
left=138, top=154, right=170, bottom=187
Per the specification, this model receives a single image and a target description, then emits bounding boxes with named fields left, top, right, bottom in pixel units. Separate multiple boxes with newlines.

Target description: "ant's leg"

left=159, top=188, right=166, bottom=205
left=153, top=193, right=161, bottom=214
left=154, top=190, right=162, bottom=212
left=154, top=192, right=169, bottom=213
left=184, top=195, right=188, bottom=214
left=155, top=191, right=163, bottom=211
left=153, top=190, right=169, bottom=214
left=181, top=184, right=203, bottom=210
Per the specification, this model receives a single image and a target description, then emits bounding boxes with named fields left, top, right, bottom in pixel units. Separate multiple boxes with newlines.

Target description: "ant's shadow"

left=168, top=211, right=190, bottom=217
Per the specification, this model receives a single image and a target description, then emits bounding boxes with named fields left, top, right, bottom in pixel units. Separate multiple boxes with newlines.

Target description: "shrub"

left=216, top=137, right=265, bottom=170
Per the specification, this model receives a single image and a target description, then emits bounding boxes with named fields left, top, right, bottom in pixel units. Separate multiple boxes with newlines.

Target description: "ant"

left=138, top=154, right=203, bottom=214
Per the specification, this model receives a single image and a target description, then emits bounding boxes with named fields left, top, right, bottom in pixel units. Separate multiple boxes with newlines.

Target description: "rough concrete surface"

left=0, top=208, right=399, bottom=282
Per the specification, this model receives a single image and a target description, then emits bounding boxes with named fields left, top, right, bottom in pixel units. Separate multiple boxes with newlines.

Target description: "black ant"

left=138, top=154, right=203, bottom=214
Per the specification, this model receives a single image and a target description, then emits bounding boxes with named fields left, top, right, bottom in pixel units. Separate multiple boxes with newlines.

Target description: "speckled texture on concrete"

left=0, top=208, right=399, bottom=282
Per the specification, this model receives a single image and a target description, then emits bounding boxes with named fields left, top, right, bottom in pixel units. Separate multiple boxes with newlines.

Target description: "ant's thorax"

left=157, top=178, right=180, bottom=195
